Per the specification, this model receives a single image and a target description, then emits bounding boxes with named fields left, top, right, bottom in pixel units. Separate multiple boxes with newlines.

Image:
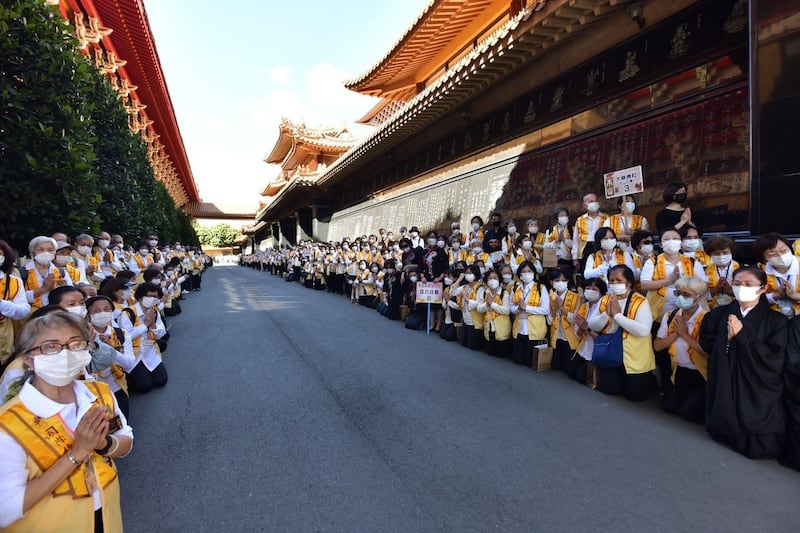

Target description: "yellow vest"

left=0, top=381, right=123, bottom=533
left=1, top=276, right=21, bottom=363
left=606, top=214, right=644, bottom=237
left=468, top=284, right=484, bottom=329
left=511, top=283, right=547, bottom=340
left=121, top=307, right=157, bottom=357
left=667, top=310, right=708, bottom=380
left=765, top=272, right=800, bottom=315
left=646, top=254, right=696, bottom=320
left=598, top=292, right=655, bottom=374
left=590, top=249, right=628, bottom=281
left=549, top=290, right=581, bottom=349
left=483, top=290, right=511, bottom=341
left=24, top=266, right=64, bottom=310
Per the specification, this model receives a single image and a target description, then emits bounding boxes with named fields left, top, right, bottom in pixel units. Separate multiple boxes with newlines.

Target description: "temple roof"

left=183, top=201, right=257, bottom=220
left=345, top=0, right=508, bottom=100
left=58, top=0, right=200, bottom=207
left=356, top=99, right=407, bottom=126
left=265, top=119, right=356, bottom=165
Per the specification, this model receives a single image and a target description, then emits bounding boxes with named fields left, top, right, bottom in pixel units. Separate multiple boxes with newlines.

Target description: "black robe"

left=783, top=317, right=800, bottom=470
left=699, top=298, right=787, bottom=459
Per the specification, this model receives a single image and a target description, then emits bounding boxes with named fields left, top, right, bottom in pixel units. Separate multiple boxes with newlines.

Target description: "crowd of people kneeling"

left=0, top=231, right=208, bottom=531
left=243, top=201, right=800, bottom=474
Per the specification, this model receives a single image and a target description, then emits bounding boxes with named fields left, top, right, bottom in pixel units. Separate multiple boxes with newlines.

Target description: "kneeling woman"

left=0, top=312, right=133, bottom=532
left=477, top=270, right=511, bottom=357
left=117, top=282, right=168, bottom=393
left=510, top=261, right=549, bottom=366
left=653, top=276, right=709, bottom=422
left=588, top=265, right=656, bottom=401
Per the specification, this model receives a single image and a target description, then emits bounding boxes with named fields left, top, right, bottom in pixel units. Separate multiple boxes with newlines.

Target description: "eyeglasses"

left=26, top=339, right=88, bottom=355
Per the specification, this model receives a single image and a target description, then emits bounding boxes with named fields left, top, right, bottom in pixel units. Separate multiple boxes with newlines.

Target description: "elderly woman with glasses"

left=0, top=312, right=133, bottom=532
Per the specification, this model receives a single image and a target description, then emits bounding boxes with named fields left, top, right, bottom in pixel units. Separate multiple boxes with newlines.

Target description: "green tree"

left=195, top=223, right=240, bottom=248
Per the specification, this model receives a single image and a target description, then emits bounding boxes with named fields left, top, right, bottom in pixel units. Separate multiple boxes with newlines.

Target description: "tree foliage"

left=0, top=0, right=198, bottom=253
left=195, top=223, right=241, bottom=248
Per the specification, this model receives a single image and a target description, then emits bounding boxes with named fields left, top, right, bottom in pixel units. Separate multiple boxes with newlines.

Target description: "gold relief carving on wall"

left=669, top=23, right=692, bottom=59
left=583, top=67, right=601, bottom=97
left=502, top=112, right=511, bottom=134
left=524, top=101, right=537, bottom=123
left=619, top=51, right=640, bottom=82
left=723, top=0, right=747, bottom=34
left=550, top=86, right=565, bottom=113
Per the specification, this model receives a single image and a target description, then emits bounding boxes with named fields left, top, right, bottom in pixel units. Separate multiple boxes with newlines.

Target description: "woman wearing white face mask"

left=448, top=237, right=468, bottom=267
left=753, top=232, right=800, bottom=317
left=72, top=234, right=98, bottom=283
left=604, top=195, right=649, bottom=249
left=653, top=277, right=709, bottom=423
left=441, top=269, right=463, bottom=342
left=24, top=236, right=73, bottom=312
left=48, top=286, right=87, bottom=318
left=510, top=262, right=550, bottom=366
left=583, top=228, right=635, bottom=282
left=699, top=267, right=787, bottom=460
left=630, top=231, right=656, bottom=287
left=544, top=208, right=574, bottom=277
left=570, top=278, right=607, bottom=387
left=588, top=265, right=655, bottom=401
left=0, top=312, right=133, bottom=532
left=128, top=241, right=154, bottom=279
left=704, top=235, right=739, bottom=309
left=477, top=270, right=511, bottom=358
left=86, top=296, right=136, bottom=419
left=117, top=283, right=168, bottom=394
left=461, top=264, right=485, bottom=350
left=548, top=269, right=582, bottom=372
left=679, top=225, right=710, bottom=267
left=640, top=228, right=707, bottom=323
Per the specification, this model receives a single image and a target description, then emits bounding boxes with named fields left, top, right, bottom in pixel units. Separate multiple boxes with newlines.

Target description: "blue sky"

left=144, top=0, right=431, bottom=208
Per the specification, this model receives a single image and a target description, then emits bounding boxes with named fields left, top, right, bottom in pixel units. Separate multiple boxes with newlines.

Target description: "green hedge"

left=0, top=0, right=198, bottom=254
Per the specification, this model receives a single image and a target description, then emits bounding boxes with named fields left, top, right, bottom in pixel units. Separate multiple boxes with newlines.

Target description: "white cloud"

left=267, top=66, right=293, bottom=86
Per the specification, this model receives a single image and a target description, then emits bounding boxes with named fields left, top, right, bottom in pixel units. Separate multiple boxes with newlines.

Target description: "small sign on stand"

left=415, top=282, right=443, bottom=335
left=603, top=165, right=644, bottom=200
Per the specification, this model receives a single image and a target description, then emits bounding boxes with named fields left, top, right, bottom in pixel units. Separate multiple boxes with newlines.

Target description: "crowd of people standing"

left=242, top=183, right=800, bottom=472
left=0, top=230, right=208, bottom=531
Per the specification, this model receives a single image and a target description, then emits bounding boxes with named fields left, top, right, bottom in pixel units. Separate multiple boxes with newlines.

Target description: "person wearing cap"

left=409, top=226, right=424, bottom=249
left=24, top=236, right=74, bottom=313
left=53, top=241, right=85, bottom=285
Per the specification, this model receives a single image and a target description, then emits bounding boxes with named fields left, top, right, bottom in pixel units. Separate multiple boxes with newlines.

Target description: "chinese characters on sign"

left=415, top=282, right=443, bottom=304
left=604, top=165, right=644, bottom=199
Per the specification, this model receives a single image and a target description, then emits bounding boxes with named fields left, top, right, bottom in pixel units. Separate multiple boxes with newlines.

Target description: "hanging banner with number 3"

left=603, top=165, right=644, bottom=200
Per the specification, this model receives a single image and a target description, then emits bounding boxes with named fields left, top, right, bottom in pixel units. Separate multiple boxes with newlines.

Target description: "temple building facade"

left=252, top=0, right=800, bottom=246
left=53, top=0, right=200, bottom=209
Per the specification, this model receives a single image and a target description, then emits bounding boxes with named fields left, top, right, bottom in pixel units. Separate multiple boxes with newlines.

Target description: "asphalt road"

left=119, top=265, right=800, bottom=532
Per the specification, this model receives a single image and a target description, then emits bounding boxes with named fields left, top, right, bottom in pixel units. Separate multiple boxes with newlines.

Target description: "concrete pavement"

left=119, top=265, right=800, bottom=532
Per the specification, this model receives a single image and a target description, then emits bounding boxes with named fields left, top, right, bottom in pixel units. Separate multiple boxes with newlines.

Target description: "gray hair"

left=28, top=236, right=57, bottom=255
left=16, top=312, right=89, bottom=356
left=75, top=233, right=94, bottom=244
left=673, top=276, right=708, bottom=297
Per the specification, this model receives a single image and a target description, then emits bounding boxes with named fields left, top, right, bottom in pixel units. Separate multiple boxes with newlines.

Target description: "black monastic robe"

left=699, top=298, right=787, bottom=459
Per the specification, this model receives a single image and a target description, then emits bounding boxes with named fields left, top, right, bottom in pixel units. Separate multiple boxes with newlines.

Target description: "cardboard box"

left=531, top=345, right=553, bottom=371
left=542, top=247, right=558, bottom=268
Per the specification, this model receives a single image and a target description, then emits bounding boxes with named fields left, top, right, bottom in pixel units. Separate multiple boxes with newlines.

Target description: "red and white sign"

left=415, top=282, right=443, bottom=304
left=604, top=165, right=644, bottom=199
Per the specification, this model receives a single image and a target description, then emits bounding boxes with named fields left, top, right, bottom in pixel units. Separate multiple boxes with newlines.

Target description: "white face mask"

left=141, top=296, right=159, bottom=309
left=35, top=252, right=55, bottom=266
left=409, top=276, right=418, bottom=283
left=121, top=289, right=132, bottom=301
left=77, top=245, right=92, bottom=256
left=522, top=241, right=533, bottom=250
left=733, top=285, right=762, bottom=304
left=508, top=226, right=517, bottom=234
left=682, top=239, right=701, bottom=252
left=139, top=249, right=150, bottom=256
left=452, top=228, right=460, bottom=235
left=98, top=239, right=110, bottom=249
left=427, top=237, right=438, bottom=246
left=520, top=272, right=535, bottom=284
left=371, top=267, right=379, bottom=273
left=385, top=268, right=394, bottom=274
left=767, top=252, right=794, bottom=270
left=502, top=274, right=513, bottom=283
left=90, top=311, right=113, bottom=328
left=608, top=283, right=628, bottom=296
left=624, top=202, right=636, bottom=213
left=662, top=239, right=682, bottom=254
left=640, top=244, right=654, bottom=255
left=711, top=254, right=732, bottom=267
left=437, top=240, right=446, bottom=248
left=587, top=202, right=600, bottom=213
left=55, top=255, right=71, bottom=267
left=148, top=239, right=158, bottom=247
left=553, top=280, right=568, bottom=293
left=410, top=232, right=419, bottom=237
left=0, top=256, right=4, bottom=267
left=601, top=239, right=617, bottom=251
left=451, top=243, right=461, bottom=250
left=529, top=226, right=538, bottom=234
left=473, top=247, right=483, bottom=255
left=558, top=216, right=569, bottom=226
left=584, top=289, right=600, bottom=302
left=33, top=348, right=92, bottom=387
left=465, top=273, right=476, bottom=283
left=675, top=295, right=696, bottom=310
left=65, top=305, right=87, bottom=318
left=472, top=223, right=481, bottom=231
left=444, top=278, right=454, bottom=286
left=487, top=279, right=500, bottom=290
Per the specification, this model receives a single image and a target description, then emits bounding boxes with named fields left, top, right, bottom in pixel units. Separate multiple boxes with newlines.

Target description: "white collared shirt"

left=24, top=261, right=73, bottom=306
left=0, top=272, right=31, bottom=320
left=117, top=303, right=166, bottom=371
left=0, top=379, right=133, bottom=527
